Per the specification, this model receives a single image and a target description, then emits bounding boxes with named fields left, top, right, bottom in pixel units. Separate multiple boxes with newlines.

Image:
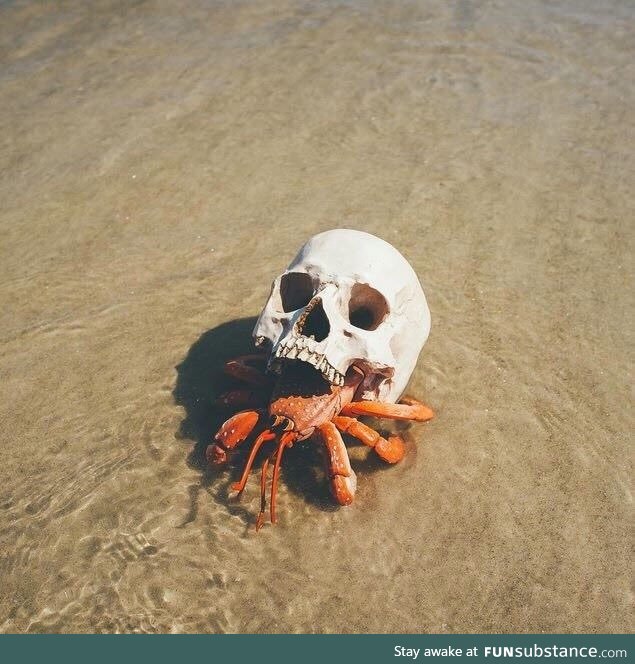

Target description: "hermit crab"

left=207, top=229, right=434, bottom=528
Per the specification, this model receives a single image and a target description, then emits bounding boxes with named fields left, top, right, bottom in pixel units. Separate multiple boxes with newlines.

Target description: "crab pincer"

left=206, top=410, right=261, bottom=466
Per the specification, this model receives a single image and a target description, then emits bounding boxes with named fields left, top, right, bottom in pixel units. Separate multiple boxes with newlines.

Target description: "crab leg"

left=230, top=429, right=276, bottom=494
left=340, top=396, right=434, bottom=422
left=317, top=422, right=357, bottom=505
left=223, top=354, right=270, bottom=387
left=333, top=415, right=406, bottom=464
left=270, top=432, right=296, bottom=525
left=256, top=454, right=272, bottom=532
left=207, top=409, right=262, bottom=465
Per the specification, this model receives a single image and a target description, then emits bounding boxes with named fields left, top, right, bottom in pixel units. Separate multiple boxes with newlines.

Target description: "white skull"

left=253, top=229, right=430, bottom=402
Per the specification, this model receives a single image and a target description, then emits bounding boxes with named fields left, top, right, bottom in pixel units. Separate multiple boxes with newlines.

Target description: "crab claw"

left=215, top=410, right=260, bottom=448
left=208, top=410, right=262, bottom=467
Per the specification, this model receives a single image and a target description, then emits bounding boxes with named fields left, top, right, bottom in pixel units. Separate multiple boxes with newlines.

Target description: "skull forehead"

left=288, top=229, right=417, bottom=297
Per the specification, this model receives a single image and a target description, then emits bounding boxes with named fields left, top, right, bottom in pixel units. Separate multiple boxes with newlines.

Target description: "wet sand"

left=0, top=0, right=632, bottom=633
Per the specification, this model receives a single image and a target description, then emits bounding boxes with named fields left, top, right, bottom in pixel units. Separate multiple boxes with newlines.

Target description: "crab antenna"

left=231, top=429, right=275, bottom=494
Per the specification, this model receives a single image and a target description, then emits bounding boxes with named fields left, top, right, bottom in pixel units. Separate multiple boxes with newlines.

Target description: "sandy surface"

left=0, top=0, right=633, bottom=633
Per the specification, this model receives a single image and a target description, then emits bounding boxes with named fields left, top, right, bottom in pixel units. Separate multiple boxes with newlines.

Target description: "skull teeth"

left=273, top=336, right=345, bottom=386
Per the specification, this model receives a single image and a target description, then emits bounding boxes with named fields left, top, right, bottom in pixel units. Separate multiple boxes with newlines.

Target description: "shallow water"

left=0, top=0, right=632, bottom=633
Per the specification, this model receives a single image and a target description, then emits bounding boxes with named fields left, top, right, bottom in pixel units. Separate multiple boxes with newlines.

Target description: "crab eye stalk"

left=280, top=272, right=314, bottom=312
left=348, top=283, right=389, bottom=331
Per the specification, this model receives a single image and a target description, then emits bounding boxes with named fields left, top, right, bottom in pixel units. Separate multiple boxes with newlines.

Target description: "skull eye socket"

left=348, top=283, right=389, bottom=331
left=280, top=272, right=314, bottom=312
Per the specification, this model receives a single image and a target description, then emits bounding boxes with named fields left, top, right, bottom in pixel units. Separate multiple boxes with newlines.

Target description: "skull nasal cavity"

left=300, top=300, right=330, bottom=342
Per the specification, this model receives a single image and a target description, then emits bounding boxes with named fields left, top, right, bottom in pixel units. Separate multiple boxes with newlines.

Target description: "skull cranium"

left=253, top=229, right=430, bottom=403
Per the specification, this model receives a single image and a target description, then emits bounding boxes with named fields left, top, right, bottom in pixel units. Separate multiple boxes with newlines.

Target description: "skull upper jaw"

left=254, top=331, right=396, bottom=401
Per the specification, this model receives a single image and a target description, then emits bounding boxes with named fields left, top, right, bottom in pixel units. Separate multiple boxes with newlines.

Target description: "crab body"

left=269, top=363, right=360, bottom=439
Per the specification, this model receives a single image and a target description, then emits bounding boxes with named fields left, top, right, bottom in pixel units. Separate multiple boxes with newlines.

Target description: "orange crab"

left=207, top=354, right=434, bottom=529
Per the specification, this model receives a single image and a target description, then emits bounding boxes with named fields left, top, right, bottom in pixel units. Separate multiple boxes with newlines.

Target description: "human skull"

left=253, top=229, right=430, bottom=403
